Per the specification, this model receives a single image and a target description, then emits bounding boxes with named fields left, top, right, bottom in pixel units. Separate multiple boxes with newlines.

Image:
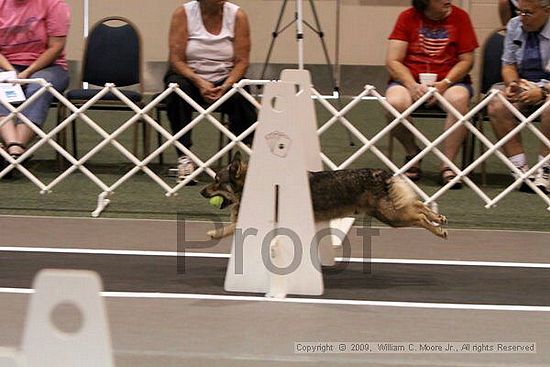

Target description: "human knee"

left=30, top=66, right=69, bottom=92
left=444, top=89, right=469, bottom=110
left=386, top=95, right=412, bottom=114
left=487, top=98, right=510, bottom=119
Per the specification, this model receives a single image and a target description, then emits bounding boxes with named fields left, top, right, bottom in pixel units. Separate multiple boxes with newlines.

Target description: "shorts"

left=387, top=79, right=474, bottom=98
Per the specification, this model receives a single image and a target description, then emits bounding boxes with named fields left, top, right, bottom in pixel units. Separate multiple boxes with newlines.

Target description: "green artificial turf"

left=0, top=99, right=548, bottom=232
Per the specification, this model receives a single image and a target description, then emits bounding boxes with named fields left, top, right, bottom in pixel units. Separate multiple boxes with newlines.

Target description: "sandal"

left=404, top=152, right=423, bottom=181
left=441, top=167, right=463, bottom=190
left=6, top=142, right=31, bottom=163
left=6, top=142, right=26, bottom=156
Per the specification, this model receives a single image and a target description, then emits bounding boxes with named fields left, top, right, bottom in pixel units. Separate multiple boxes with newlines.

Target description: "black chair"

left=474, top=27, right=506, bottom=185
left=57, top=16, right=146, bottom=166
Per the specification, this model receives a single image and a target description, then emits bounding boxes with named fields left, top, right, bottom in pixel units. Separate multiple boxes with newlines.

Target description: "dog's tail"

left=388, top=176, right=417, bottom=209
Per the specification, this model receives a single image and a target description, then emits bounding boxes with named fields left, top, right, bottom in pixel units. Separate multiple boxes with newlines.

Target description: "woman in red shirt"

left=385, top=0, right=478, bottom=188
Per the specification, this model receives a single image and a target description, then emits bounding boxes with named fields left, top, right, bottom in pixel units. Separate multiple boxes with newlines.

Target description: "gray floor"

left=0, top=215, right=549, bottom=366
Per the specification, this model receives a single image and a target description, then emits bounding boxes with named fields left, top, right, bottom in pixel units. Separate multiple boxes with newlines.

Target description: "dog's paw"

left=207, top=229, right=221, bottom=239
left=439, top=228, right=448, bottom=239
left=438, top=215, right=448, bottom=225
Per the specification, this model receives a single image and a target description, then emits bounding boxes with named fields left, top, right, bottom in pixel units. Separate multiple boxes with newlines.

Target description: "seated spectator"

left=499, top=0, right=520, bottom=26
left=164, top=0, right=257, bottom=184
left=0, top=0, right=71, bottom=179
left=488, top=0, right=550, bottom=194
left=385, top=0, right=479, bottom=189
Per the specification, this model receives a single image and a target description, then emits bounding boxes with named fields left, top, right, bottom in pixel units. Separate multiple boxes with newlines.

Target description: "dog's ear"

left=232, top=151, right=242, bottom=165
left=229, top=151, right=243, bottom=178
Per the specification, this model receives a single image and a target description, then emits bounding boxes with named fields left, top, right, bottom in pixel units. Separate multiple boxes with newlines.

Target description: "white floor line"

left=0, top=287, right=549, bottom=312
left=1, top=214, right=550, bottom=234
left=1, top=246, right=550, bottom=269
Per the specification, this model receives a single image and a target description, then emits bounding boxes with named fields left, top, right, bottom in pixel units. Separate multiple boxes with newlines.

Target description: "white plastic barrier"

left=0, top=349, right=24, bottom=367
left=0, top=270, right=113, bottom=367
left=0, top=73, right=549, bottom=214
left=22, top=270, right=114, bottom=367
left=225, top=74, right=326, bottom=297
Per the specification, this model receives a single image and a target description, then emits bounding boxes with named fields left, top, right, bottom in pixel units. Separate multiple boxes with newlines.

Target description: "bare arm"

left=500, top=63, right=523, bottom=101
left=386, top=39, right=416, bottom=89
left=219, top=9, right=251, bottom=92
left=17, top=36, right=66, bottom=79
left=433, top=51, right=474, bottom=93
left=386, top=39, right=430, bottom=100
left=502, top=63, right=520, bottom=86
left=0, top=53, right=15, bottom=71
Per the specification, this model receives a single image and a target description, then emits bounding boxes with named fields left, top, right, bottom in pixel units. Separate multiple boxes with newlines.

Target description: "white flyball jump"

left=22, top=270, right=114, bottom=367
left=224, top=70, right=354, bottom=298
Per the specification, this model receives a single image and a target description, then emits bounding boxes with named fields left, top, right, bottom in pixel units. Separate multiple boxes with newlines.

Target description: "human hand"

left=425, top=80, right=450, bottom=106
left=407, top=82, right=430, bottom=102
left=16, top=69, right=31, bottom=80
left=209, top=83, right=231, bottom=102
left=504, top=80, right=527, bottom=102
left=197, top=80, right=217, bottom=103
left=517, top=85, right=544, bottom=105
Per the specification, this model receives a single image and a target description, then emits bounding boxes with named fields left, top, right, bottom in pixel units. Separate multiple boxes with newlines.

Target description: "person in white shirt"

left=489, top=0, right=550, bottom=193
left=164, top=0, right=256, bottom=183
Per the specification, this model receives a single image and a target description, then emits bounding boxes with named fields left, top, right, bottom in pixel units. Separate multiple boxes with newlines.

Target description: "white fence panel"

left=0, top=76, right=548, bottom=215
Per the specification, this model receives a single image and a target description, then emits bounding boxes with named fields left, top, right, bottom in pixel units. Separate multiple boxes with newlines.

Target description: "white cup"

left=419, top=73, right=437, bottom=86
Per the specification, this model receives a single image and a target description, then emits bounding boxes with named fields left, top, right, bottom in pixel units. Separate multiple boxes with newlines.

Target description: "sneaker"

left=177, top=156, right=197, bottom=185
left=511, top=165, right=535, bottom=193
left=534, top=166, right=550, bottom=194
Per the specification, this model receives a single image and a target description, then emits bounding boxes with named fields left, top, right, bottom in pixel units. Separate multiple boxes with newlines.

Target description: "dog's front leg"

left=207, top=223, right=236, bottom=239
left=414, top=201, right=447, bottom=225
left=415, top=214, right=448, bottom=239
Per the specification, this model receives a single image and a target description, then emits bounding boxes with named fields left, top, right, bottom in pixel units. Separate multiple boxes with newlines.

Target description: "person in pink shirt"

left=0, top=0, right=70, bottom=178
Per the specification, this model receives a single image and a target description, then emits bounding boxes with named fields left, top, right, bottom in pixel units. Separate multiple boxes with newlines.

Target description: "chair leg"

left=461, top=130, right=473, bottom=170
left=56, top=104, right=67, bottom=170
left=71, top=118, right=78, bottom=159
left=223, top=113, right=232, bottom=164
left=215, top=113, right=232, bottom=166
left=132, top=123, right=139, bottom=158
left=218, top=126, right=224, bottom=166
left=142, top=118, right=150, bottom=159
left=479, top=120, right=487, bottom=186
left=156, top=108, right=164, bottom=166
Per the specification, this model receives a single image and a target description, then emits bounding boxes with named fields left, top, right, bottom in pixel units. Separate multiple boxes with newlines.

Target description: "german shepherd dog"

left=200, top=152, right=448, bottom=239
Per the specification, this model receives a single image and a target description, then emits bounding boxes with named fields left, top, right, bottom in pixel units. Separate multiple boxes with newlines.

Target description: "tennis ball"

left=209, top=195, right=224, bottom=209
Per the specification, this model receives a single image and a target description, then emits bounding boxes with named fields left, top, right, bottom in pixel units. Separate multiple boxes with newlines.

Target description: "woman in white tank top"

left=164, top=0, right=256, bottom=183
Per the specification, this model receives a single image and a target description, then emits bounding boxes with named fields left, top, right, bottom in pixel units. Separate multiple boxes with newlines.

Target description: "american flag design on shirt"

left=419, top=26, right=449, bottom=56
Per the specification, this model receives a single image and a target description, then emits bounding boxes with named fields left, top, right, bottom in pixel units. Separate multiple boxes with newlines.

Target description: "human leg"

left=439, top=85, right=470, bottom=188
left=1, top=65, right=68, bottom=157
left=164, top=72, right=201, bottom=154
left=218, top=84, right=257, bottom=146
left=534, top=107, right=550, bottom=192
left=385, top=84, right=422, bottom=180
left=489, top=99, right=525, bottom=157
left=488, top=87, right=536, bottom=191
